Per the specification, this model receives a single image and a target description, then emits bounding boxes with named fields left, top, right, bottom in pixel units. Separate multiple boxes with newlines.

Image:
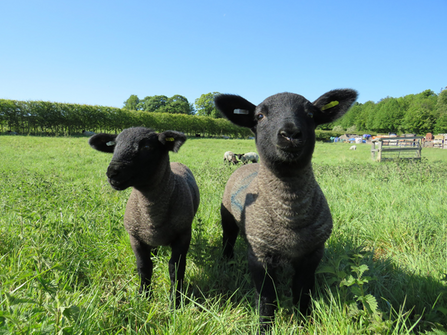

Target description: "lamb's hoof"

left=169, top=290, right=184, bottom=309
left=138, top=287, right=152, bottom=300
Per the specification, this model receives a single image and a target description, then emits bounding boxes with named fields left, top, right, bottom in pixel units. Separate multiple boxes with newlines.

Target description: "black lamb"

left=89, top=127, right=200, bottom=306
left=215, top=89, right=357, bottom=332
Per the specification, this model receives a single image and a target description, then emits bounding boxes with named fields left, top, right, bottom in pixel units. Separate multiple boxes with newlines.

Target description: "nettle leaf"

left=61, top=305, right=80, bottom=323
left=437, top=306, right=447, bottom=316
left=346, top=302, right=361, bottom=318
left=316, top=265, right=337, bottom=275
left=357, top=278, right=370, bottom=285
left=326, top=278, right=339, bottom=286
left=350, top=286, right=363, bottom=297
left=338, top=270, right=348, bottom=279
left=340, top=275, right=356, bottom=287
left=352, top=264, right=369, bottom=277
left=357, top=294, right=379, bottom=314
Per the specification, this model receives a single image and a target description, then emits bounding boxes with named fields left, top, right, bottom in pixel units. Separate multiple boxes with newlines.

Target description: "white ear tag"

left=234, top=109, right=249, bottom=115
left=106, top=141, right=116, bottom=146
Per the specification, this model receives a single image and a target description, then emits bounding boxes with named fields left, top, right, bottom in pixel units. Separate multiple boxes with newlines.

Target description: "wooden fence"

left=371, top=136, right=423, bottom=162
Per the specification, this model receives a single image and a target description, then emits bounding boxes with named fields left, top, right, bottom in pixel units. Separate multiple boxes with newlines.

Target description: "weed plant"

left=0, top=137, right=446, bottom=334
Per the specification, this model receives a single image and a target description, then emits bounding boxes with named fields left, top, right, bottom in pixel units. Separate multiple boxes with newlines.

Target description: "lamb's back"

left=171, top=162, right=200, bottom=216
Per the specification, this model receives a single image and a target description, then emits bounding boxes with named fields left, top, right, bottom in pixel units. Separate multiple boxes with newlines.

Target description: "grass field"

left=1, top=135, right=446, bottom=334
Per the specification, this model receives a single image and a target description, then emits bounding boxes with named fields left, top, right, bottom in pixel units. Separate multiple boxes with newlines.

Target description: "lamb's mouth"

left=108, top=178, right=130, bottom=191
left=276, top=140, right=305, bottom=153
left=277, top=144, right=302, bottom=152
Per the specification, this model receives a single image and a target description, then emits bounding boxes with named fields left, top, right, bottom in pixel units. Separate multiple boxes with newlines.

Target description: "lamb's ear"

left=158, top=130, right=186, bottom=153
left=312, top=89, right=358, bottom=126
left=214, top=94, right=257, bottom=130
left=89, top=133, right=117, bottom=153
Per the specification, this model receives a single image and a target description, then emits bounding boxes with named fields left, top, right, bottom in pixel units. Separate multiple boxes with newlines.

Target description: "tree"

left=361, top=101, right=378, bottom=131
left=138, top=95, right=169, bottom=112
left=339, top=102, right=360, bottom=130
left=434, top=88, right=447, bottom=133
left=134, top=95, right=194, bottom=114
left=195, top=92, right=221, bottom=118
left=163, top=95, right=195, bottom=115
left=400, top=90, right=437, bottom=134
left=372, top=97, right=403, bottom=133
left=123, top=95, right=140, bottom=110
left=332, top=125, right=344, bottom=132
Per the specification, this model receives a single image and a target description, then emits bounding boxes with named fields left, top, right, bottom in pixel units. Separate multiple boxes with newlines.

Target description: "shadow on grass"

left=319, top=237, right=447, bottom=333
left=186, top=221, right=447, bottom=334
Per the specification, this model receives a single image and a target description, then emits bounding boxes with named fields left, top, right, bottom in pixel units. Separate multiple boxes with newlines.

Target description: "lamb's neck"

left=257, top=162, right=318, bottom=201
left=134, top=160, right=176, bottom=205
left=126, top=163, right=176, bottom=229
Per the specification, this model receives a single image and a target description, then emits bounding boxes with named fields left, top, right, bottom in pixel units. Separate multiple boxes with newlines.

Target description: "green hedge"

left=0, top=99, right=252, bottom=138
left=0, top=99, right=349, bottom=141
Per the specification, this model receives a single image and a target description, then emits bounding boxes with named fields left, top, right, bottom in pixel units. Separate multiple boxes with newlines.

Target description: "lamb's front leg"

left=129, top=235, right=154, bottom=297
left=169, top=232, right=191, bottom=308
left=292, top=245, right=324, bottom=315
left=248, top=249, right=277, bottom=334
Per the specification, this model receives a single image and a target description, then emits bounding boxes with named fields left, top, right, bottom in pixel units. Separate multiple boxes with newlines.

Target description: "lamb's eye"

left=140, top=143, right=152, bottom=151
left=256, top=113, right=264, bottom=121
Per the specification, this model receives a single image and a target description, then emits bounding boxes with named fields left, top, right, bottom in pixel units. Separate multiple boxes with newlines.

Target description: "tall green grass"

left=0, top=136, right=446, bottom=334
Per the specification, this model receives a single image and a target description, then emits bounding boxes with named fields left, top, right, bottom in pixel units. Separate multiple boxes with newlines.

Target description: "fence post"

left=378, top=140, right=382, bottom=162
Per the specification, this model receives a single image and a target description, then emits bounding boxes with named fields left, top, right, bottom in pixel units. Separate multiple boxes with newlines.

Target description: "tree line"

left=125, top=88, right=447, bottom=135
left=324, top=88, right=447, bottom=135
left=0, top=99, right=251, bottom=138
left=123, top=92, right=222, bottom=117
left=2, top=88, right=446, bottom=137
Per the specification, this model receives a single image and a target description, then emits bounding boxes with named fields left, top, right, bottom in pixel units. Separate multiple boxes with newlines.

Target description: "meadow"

left=0, top=135, right=446, bottom=334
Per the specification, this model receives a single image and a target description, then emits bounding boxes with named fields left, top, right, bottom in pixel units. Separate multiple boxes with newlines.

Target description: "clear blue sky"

left=1, top=0, right=446, bottom=108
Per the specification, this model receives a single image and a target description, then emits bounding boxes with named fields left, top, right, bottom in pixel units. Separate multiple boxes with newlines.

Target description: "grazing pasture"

left=0, top=136, right=446, bottom=334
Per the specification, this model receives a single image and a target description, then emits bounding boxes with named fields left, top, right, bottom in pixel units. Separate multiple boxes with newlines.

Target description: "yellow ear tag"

left=322, top=101, right=339, bottom=111
left=165, top=137, right=175, bottom=142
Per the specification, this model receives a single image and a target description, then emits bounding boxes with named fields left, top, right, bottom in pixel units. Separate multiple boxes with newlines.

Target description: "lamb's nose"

left=278, top=127, right=301, bottom=141
left=106, top=163, right=121, bottom=178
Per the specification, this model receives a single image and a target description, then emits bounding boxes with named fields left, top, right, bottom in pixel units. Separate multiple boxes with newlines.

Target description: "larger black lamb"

left=89, top=127, right=200, bottom=306
left=215, top=89, right=357, bottom=332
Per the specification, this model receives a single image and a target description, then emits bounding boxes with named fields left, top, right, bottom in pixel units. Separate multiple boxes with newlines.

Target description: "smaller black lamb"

left=215, top=89, right=357, bottom=332
left=89, top=127, right=200, bottom=305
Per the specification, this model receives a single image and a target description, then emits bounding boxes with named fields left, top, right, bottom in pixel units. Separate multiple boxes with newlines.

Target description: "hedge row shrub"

left=0, top=99, right=252, bottom=138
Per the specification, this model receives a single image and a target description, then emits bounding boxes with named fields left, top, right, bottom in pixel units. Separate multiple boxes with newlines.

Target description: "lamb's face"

left=254, top=93, right=317, bottom=167
left=90, top=127, right=186, bottom=191
left=215, top=89, right=358, bottom=171
left=107, top=128, right=166, bottom=190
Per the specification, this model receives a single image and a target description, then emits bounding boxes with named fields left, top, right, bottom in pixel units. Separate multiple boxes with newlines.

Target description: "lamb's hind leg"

left=292, top=245, right=324, bottom=315
left=169, top=232, right=191, bottom=308
left=129, top=235, right=154, bottom=297
left=221, top=203, right=239, bottom=259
